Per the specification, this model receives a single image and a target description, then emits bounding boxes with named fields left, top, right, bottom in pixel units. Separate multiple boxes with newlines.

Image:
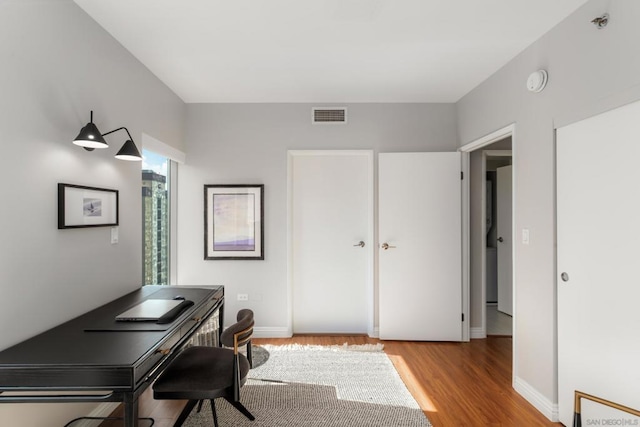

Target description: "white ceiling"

left=74, top=0, right=589, bottom=103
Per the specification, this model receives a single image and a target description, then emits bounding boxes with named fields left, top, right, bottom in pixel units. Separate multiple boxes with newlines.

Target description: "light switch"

left=522, top=228, right=530, bottom=245
left=111, top=227, right=119, bottom=244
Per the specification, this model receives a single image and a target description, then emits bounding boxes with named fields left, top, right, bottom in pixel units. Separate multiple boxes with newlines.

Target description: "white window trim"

left=142, top=133, right=186, bottom=164
left=168, top=159, right=178, bottom=285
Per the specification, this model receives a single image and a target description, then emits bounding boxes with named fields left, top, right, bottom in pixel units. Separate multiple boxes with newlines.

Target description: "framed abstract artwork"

left=204, top=184, right=264, bottom=260
left=58, top=183, right=119, bottom=229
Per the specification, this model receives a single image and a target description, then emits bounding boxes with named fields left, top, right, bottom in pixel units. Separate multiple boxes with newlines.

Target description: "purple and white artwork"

left=212, top=194, right=255, bottom=251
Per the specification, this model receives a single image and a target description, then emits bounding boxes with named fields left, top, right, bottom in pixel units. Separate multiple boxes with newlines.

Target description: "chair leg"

left=173, top=399, right=198, bottom=427
left=196, top=399, right=204, bottom=413
left=224, top=397, right=255, bottom=421
left=210, top=399, right=219, bottom=427
left=247, top=341, right=253, bottom=368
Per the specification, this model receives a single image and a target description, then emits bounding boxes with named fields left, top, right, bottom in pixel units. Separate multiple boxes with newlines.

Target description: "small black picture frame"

left=58, top=183, right=119, bottom=229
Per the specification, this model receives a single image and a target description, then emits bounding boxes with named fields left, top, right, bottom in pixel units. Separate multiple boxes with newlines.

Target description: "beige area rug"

left=182, top=344, right=431, bottom=427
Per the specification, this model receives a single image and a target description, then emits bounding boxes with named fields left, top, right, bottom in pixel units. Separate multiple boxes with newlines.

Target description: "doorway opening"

left=460, top=124, right=516, bottom=373
left=484, top=150, right=512, bottom=336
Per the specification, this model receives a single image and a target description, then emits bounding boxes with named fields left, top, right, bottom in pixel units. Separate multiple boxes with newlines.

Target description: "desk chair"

left=153, top=309, right=255, bottom=427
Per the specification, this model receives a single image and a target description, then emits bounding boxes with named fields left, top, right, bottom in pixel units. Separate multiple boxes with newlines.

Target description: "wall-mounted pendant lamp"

left=72, top=111, right=142, bottom=161
left=72, top=110, right=108, bottom=150
left=108, top=128, right=142, bottom=161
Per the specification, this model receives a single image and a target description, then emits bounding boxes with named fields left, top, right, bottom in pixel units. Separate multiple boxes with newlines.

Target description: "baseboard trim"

left=253, top=326, right=292, bottom=338
left=513, top=376, right=559, bottom=422
left=254, top=326, right=380, bottom=339
left=470, top=327, right=486, bottom=339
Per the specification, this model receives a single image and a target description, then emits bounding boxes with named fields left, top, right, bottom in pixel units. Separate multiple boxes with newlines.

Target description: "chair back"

left=220, top=309, right=254, bottom=401
left=221, top=309, right=254, bottom=352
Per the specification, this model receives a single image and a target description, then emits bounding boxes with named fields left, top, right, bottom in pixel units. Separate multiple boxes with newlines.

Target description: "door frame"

left=460, top=123, right=517, bottom=380
left=286, top=150, right=375, bottom=337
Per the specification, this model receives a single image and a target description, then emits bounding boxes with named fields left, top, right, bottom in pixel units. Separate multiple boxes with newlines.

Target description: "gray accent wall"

left=178, top=103, right=457, bottom=332
left=0, top=1, right=184, bottom=424
left=457, top=0, right=640, bottom=415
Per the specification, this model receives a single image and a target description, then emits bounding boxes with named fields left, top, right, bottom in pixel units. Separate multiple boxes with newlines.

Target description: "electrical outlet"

left=237, top=293, right=249, bottom=301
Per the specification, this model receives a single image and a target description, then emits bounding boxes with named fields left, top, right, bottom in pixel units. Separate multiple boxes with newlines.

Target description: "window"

left=142, top=149, right=170, bottom=285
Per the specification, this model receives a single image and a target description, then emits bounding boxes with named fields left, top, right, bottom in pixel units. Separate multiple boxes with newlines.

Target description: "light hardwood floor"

left=105, top=336, right=561, bottom=427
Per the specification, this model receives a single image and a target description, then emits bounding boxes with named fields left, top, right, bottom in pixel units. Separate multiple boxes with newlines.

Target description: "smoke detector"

left=527, top=70, right=548, bottom=93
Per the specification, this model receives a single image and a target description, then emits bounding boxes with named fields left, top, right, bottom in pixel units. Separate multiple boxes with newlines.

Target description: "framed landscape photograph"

left=204, top=184, right=264, bottom=260
left=58, top=183, right=119, bottom=229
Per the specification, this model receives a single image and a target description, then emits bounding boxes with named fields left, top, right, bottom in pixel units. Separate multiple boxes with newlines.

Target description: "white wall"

left=456, top=0, right=640, bottom=419
left=178, top=103, right=457, bottom=333
left=0, top=1, right=185, bottom=425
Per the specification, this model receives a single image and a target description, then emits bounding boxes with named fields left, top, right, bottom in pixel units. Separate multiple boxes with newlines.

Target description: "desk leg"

left=218, top=304, right=224, bottom=347
left=124, top=393, right=139, bottom=427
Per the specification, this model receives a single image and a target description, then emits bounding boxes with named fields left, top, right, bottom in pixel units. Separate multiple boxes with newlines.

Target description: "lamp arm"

left=101, top=127, right=134, bottom=141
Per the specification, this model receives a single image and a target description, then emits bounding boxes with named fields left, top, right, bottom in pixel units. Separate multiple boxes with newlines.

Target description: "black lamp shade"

left=115, top=139, right=142, bottom=161
left=73, top=122, right=108, bottom=149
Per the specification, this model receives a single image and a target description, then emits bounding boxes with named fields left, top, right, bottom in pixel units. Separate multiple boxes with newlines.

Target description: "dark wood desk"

left=0, top=285, right=224, bottom=427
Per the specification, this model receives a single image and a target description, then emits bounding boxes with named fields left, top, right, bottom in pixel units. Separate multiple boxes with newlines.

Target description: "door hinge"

left=461, top=171, right=464, bottom=180
left=462, top=313, right=465, bottom=322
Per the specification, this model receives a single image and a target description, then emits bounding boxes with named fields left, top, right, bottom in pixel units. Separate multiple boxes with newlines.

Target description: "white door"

left=291, top=151, right=372, bottom=333
left=557, top=102, right=640, bottom=425
left=379, top=152, right=462, bottom=341
left=496, top=165, right=513, bottom=316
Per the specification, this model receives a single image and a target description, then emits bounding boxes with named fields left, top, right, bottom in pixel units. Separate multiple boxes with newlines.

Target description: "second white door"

left=379, top=152, right=462, bottom=341
left=290, top=151, right=372, bottom=334
left=496, top=165, right=513, bottom=316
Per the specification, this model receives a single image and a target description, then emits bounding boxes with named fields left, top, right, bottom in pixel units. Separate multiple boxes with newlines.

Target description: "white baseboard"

left=470, top=327, right=486, bottom=339
left=513, top=376, right=559, bottom=422
left=253, top=326, right=380, bottom=338
left=253, top=326, right=291, bottom=338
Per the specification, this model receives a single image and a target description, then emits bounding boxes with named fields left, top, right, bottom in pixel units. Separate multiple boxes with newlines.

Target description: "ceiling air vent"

left=312, top=108, right=347, bottom=124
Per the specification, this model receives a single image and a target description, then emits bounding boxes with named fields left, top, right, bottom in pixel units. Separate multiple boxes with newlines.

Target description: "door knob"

left=497, top=237, right=504, bottom=243
left=353, top=241, right=365, bottom=247
left=381, top=243, right=396, bottom=250
left=561, top=272, right=569, bottom=282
